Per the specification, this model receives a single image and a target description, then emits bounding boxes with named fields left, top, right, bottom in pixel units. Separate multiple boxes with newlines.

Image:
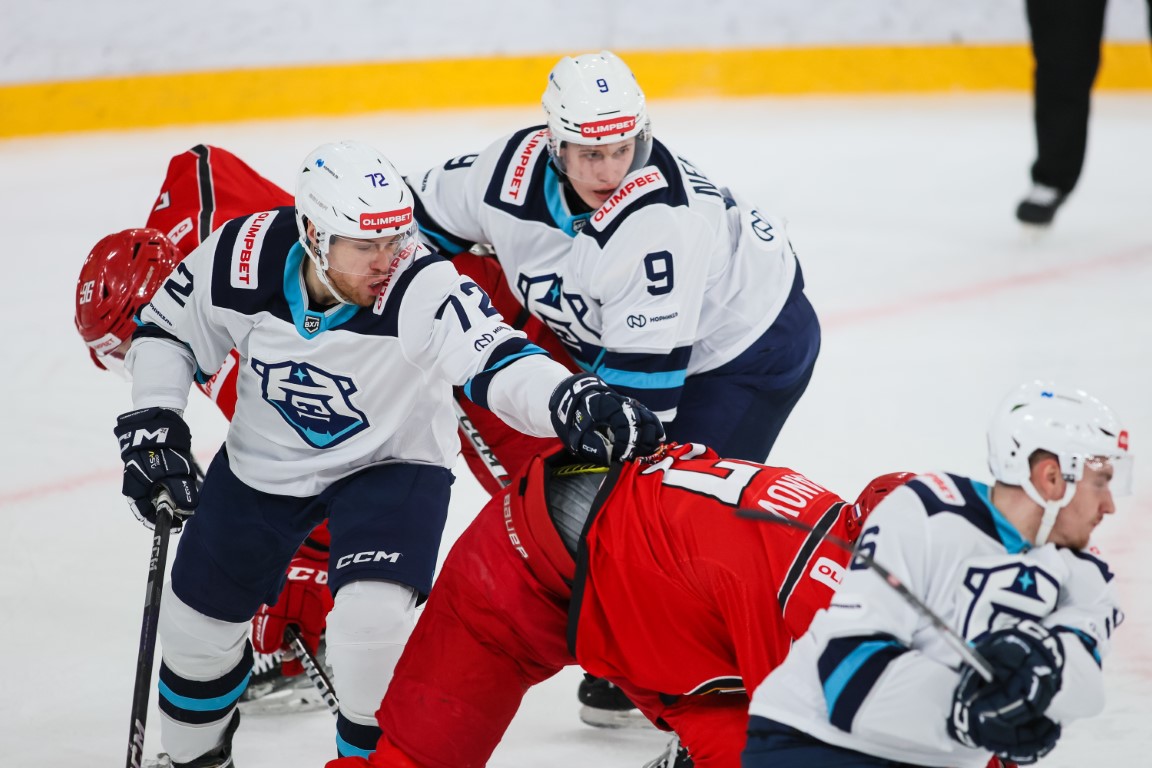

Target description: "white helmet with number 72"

left=294, top=140, right=417, bottom=281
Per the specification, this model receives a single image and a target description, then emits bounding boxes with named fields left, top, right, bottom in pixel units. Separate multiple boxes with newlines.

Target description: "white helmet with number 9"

left=987, top=381, right=1132, bottom=540
left=542, top=51, right=653, bottom=177
left=295, top=140, right=417, bottom=299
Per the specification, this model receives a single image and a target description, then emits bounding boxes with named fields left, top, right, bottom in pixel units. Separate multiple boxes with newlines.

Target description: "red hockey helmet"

left=845, top=471, right=917, bottom=539
left=74, top=228, right=183, bottom=370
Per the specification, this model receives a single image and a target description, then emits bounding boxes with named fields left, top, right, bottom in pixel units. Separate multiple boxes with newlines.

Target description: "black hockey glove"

left=947, top=619, right=1065, bottom=765
left=114, top=407, right=200, bottom=531
left=549, top=374, right=664, bottom=464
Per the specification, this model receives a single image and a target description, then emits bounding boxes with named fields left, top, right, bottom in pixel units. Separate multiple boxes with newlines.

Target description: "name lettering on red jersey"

left=752, top=473, right=829, bottom=518
left=500, top=129, right=549, bottom=205
left=231, top=210, right=277, bottom=289
left=590, top=169, right=668, bottom=232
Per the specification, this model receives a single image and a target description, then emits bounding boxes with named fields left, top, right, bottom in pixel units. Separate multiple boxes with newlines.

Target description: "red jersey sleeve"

left=145, top=144, right=292, bottom=257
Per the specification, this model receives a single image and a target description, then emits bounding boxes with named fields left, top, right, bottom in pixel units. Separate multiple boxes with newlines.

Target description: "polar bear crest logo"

left=251, top=359, right=369, bottom=448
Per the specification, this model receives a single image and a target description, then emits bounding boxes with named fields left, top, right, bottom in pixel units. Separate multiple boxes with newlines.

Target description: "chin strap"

left=1023, top=477, right=1076, bottom=546
left=305, top=242, right=354, bottom=306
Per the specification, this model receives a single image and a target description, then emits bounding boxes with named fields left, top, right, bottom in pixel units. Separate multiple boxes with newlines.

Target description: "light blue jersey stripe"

left=544, top=164, right=591, bottom=237
left=597, top=366, right=686, bottom=390
left=822, top=640, right=900, bottom=715
left=283, top=242, right=358, bottom=338
left=463, top=346, right=547, bottom=401
left=974, top=482, right=1030, bottom=553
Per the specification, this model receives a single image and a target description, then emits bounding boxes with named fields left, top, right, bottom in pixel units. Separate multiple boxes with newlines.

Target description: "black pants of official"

left=1025, top=0, right=1151, bottom=194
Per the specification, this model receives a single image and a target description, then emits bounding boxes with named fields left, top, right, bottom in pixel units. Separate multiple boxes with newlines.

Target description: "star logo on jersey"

left=958, top=561, right=1060, bottom=639
left=530, top=274, right=564, bottom=311
left=1012, top=567, right=1038, bottom=597
left=251, top=359, right=369, bottom=448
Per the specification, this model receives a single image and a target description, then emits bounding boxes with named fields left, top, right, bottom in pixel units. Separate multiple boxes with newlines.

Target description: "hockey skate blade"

left=142, top=755, right=173, bottom=768
left=578, top=704, right=655, bottom=729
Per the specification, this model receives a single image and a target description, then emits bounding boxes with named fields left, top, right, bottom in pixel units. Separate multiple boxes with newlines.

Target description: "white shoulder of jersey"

left=412, top=130, right=534, bottom=251
left=131, top=226, right=235, bottom=409
left=382, top=248, right=566, bottom=438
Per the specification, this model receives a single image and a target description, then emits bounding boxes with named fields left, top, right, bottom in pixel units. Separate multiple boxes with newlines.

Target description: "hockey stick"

left=125, top=489, right=176, bottom=768
left=285, top=626, right=340, bottom=716
left=453, top=398, right=510, bottom=489
left=734, top=507, right=995, bottom=682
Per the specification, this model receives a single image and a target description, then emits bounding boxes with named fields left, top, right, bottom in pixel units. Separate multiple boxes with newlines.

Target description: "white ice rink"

left=1, top=93, right=1149, bottom=766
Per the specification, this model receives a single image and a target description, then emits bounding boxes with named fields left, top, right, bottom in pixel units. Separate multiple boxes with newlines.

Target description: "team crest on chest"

left=251, top=359, right=369, bottom=448
left=957, top=561, right=1060, bottom=639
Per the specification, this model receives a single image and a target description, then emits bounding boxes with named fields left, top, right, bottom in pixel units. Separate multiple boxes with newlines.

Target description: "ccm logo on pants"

left=336, top=551, right=403, bottom=568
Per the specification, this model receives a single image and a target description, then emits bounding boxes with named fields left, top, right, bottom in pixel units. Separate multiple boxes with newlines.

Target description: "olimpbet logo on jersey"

left=251, top=359, right=369, bottom=448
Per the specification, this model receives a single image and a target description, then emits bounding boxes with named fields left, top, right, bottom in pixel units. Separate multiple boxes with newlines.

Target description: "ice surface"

left=1, top=92, right=1149, bottom=766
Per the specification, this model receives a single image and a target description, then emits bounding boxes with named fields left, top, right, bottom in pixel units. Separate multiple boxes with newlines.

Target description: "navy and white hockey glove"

left=549, top=374, right=664, bottom=464
left=948, top=619, right=1065, bottom=765
left=114, top=407, right=199, bottom=531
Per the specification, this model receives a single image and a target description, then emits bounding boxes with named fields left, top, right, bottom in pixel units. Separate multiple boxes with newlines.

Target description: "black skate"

left=577, top=673, right=651, bottom=729
left=1016, top=183, right=1067, bottom=226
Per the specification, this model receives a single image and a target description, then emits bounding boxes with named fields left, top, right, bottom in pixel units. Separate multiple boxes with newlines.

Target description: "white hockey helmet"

left=987, top=381, right=1132, bottom=540
left=542, top=51, right=653, bottom=176
left=295, top=140, right=416, bottom=266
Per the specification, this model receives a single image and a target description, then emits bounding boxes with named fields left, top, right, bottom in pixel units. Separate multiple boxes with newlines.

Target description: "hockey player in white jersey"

left=410, top=50, right=820, bottom=465
left=111, top=140, right=663, bottom=767
left=412, top=52, right=822, bottom=728
left=744, top=381, right=1131, bottom=768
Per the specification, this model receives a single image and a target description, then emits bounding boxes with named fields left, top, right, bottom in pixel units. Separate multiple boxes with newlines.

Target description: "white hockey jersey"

left=410, top=127, right=799, bottom=420
left=748, top=472, right=1122, bottom=768
left=127, top=207, right=568, bottom=496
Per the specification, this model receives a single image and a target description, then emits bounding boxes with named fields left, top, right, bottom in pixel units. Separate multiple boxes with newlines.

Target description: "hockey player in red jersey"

left=325, top=443, right=912, bottom=768
left=74, top=145, right=333, bottom=711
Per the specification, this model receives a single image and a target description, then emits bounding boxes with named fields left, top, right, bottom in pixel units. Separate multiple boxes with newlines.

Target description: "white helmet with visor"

left=542, top=51, right=653, bottom=181
left=295, top=140, right=417, bottom=303
left=987, top=381, right=1132, bottom=543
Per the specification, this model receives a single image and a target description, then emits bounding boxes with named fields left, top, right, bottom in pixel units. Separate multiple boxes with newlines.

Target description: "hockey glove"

left=114, top=407, right=199, bottom=531
left=549, top=374, right=664, bottom=464
left=252, top=550, right=333, bottom=676
left=948, top=619, right=1065, bottom=764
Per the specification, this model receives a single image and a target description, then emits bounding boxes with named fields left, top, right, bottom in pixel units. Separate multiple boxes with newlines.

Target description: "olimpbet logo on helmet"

left=543, top=51, right=655, bottom=209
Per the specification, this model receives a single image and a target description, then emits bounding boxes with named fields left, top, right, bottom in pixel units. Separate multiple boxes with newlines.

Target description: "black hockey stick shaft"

left=125, top=489, right=176, bottom=768
left=453, top=398, right=511, bottom=488
left=286, top=625, right=340, bottom=716
left=735, top=507, right=995, bottom=682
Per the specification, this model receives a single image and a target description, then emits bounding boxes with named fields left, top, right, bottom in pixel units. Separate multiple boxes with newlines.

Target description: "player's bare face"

left=561, top=139, right=636, bottom=209
left=1049, top=461, right=1117, bottom=549
left=323, top=234, right=408, bottom=307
